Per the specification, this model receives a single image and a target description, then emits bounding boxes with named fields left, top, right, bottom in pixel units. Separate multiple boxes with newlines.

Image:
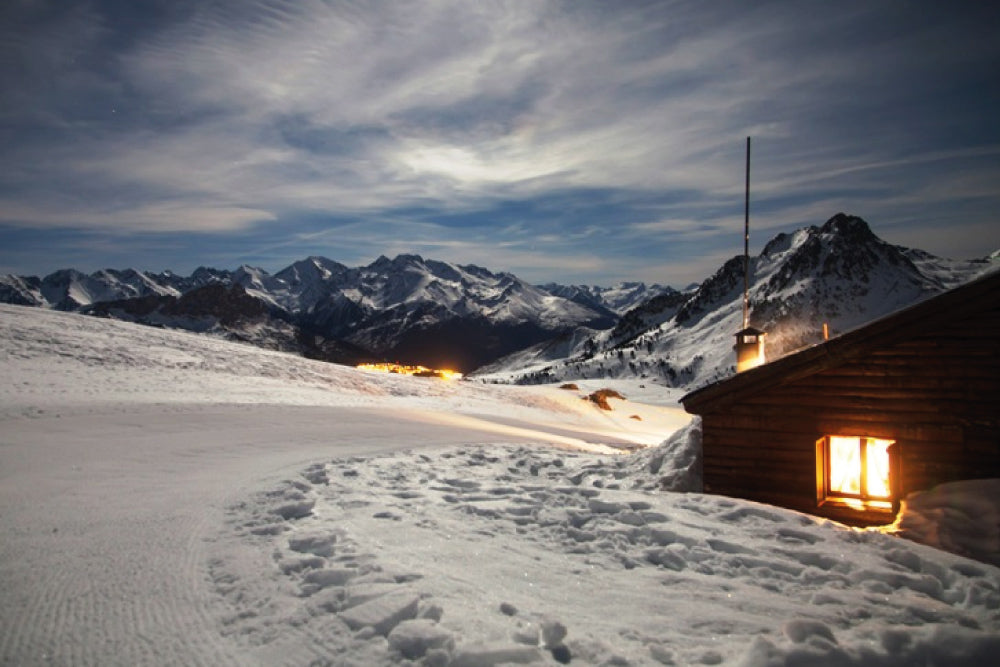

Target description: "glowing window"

left=816, top=436, right=895, bottom=511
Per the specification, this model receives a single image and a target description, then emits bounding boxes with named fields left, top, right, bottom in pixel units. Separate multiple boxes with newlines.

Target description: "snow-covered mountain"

left=0, top=265, right=243, bottom=310
left=0, top=268, right=176, bottom=310
left=1, top=254, right=616, bottom=372
left=537, top=282, right=673, bottom=315
left=6, top=214, right=995, bottom=380
left=477, top=214, right=998, bottom=389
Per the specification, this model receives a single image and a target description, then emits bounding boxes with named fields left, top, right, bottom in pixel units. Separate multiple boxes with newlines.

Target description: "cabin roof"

left=681, top=268, right=1000, bottom=414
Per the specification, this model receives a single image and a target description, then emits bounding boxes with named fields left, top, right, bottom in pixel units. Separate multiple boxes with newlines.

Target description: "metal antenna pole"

left=743, top=136, right=751, bottom=330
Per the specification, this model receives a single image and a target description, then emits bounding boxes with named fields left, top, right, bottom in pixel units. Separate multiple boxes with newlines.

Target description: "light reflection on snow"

left=400, top=410, right=628, bottom=455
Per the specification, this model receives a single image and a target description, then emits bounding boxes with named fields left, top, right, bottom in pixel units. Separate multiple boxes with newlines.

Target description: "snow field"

left=0, top=305, right=681, bottom=450
left=2, top=304, right=999, bottom=666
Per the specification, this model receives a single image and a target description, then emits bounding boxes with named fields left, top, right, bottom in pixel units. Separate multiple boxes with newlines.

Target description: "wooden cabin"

left=681, top=270, right=1000, bottom=526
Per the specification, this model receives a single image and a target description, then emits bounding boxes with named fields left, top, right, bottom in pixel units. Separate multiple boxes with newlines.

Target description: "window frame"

left=815, top=435, right=900, bottom=513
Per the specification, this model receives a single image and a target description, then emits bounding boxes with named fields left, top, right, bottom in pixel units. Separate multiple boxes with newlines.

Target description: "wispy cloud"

left=1, top=0, right=998, bottom=282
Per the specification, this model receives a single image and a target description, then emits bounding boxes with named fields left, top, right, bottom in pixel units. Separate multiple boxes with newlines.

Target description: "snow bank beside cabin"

left=888, top=479, right=1000, bottom=569
left=509, top=415, right=702, bottom=494
left=626, top=417, right=703, bottom=492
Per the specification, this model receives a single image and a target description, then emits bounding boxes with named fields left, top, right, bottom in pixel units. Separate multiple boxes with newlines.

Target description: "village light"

left=357, top=362, right=462, bottom=380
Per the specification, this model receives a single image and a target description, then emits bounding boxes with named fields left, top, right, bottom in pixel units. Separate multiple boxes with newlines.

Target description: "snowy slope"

left=900, top=246, right=997, bottom=290
left=481, top=214, right=999, bottom=390
left=0, top=273, right=43, bottom=306
left=1, top=304, right=999, bottom=666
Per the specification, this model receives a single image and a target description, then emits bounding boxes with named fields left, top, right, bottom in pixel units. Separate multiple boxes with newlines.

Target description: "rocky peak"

left=367, top=254, right=425, bottom=273
left=275, top=257, right=348, bottom=286
left=190, top=266, right=232, bottom=286
left=756, top=214, right=924, bottom=292
left=164, top=283, right=268, bottom=325
left=674, top=255, right=745, bottom=326
left=819, top=212, right=876, bottom=240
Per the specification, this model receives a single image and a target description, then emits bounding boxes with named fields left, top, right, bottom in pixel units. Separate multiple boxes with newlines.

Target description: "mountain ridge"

left=3, top=214, right=996, bottom=384
left=1, top=254, right=617, bottom=372
left=475, top=213, right=998, bottom=390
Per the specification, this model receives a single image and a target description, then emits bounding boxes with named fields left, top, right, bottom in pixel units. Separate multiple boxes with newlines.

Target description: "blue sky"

left=1, top=0, right=998, bottom=286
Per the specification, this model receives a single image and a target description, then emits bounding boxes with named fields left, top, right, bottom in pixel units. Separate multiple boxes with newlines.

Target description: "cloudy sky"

left=1, top=0, right=998, bottom=286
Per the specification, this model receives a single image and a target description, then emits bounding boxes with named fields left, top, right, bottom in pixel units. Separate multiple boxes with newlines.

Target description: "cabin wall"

left=700, top=305, right=1000, bottom=524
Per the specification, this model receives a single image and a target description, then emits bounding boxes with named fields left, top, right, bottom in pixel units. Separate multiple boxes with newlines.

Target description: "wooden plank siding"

left=683, top=270, right=1000, bottom=526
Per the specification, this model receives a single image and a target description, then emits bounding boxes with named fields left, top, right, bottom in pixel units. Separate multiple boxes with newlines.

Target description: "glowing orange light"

left=735, top=329, right=766, bottom=373
left=828, top=436, right=893, bottom=500
left=829, top=436, right=862, bottom=495
left=357, top=362, right=462, bottom=380
left=865, top=439, right=892, bottom=499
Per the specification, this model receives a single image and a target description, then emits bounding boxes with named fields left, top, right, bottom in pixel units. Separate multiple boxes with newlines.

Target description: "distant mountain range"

left=3, top=213, right=995, bottom=386
left=536, top=282, right=673, bottom=315
left=474, top=214, right=998, bottom=390
left=0, top=254, right=646, bottom=372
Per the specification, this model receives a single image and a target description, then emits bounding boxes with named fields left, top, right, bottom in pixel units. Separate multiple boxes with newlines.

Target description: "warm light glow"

left=829, top=436, right=862, bottom=495
left=735, top=336, right=766, bottom=372
left=403, top=411, right=624, bottom=455
left=357, top=362, right=463, bottom=380
left=865, top=438, right=893, bottom=499
left=828, top=436, right=893, bottom=500
left=838, top=497, right=893, bottom=512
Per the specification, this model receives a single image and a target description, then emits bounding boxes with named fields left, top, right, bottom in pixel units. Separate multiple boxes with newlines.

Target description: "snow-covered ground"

left=1, top=305, right=998, bottom=666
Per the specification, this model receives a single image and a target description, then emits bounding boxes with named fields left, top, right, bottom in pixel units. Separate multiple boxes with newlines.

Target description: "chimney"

left=735, top=326, right=767, bottom=372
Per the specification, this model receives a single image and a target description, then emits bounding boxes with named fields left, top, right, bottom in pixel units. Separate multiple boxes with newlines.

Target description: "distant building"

left=681, top=270, right=1000, bottom=526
